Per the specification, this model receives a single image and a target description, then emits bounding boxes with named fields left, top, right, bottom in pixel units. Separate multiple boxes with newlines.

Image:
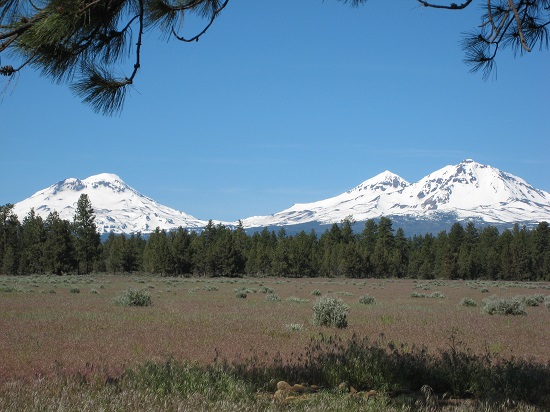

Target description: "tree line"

left=1, top=195, right=549, bottom=280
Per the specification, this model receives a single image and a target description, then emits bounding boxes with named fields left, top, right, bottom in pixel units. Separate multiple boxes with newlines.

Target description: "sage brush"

left=312, top=297, right=349, bottom=328
left=114, top=289, right=152, bottom=307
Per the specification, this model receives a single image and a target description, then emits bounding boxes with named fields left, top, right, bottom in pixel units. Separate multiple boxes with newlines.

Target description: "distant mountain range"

left=12, top=160, right=550, bottom=236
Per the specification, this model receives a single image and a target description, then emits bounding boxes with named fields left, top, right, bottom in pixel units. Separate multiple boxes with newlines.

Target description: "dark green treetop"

left=73, top=193, right=100, bottom=274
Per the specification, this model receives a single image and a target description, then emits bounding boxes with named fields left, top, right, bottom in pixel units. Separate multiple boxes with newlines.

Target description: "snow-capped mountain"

left=11, top=160, right=550, bottom=236
left=241, top=171, right=411, bottom=227
left=13, top=173, right=207, bottom=234
left=241, top=159, right=550, bottom=229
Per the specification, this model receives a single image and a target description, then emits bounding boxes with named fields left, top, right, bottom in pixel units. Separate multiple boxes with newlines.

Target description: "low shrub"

left=460, top=297, right=477, bottom=307
left=234, top=287, right=255, bottom=295
left=203, top=285, right=218, bottom=291
left=69, top=287, right=80, bottom=294
left=285, top=323, right=304, bottom=332
left=265, top=293, right=281, bottom=302
left=359, top=294, right=376, bottom=305
left=310, top=289, right=322, bottom=296
left=482, top=296, right=526, bottom=315
left=411, top=291, right=445, bottom=299
left=235, top=291, right=247, bottom=299
left=114, top=289, right=152, bottom=307
left=517, top=294, right=544, bottom=307
left=287, top=296, right=309, bottom=303
left=259, top=286, right=274, bottom=294
left=312, top=297, right=349, bottom=328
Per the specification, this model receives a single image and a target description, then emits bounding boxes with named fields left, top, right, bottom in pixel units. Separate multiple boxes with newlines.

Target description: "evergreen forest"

left=1, top=197, right=549, bottom=280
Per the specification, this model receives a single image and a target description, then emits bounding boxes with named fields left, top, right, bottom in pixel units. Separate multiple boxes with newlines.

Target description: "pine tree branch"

left=171, top=0, right=228, bottom=42
left=127, top=0, right=144, bottom=83
left=0, top=50, right=35, bottom=74
left=417, top=0, right=473, bottom=10
left=508, top=0, right=532, bottom=51
left=0, top=13, right=44, bottom=41
left=71, top=1, right=144, bottom=115
left=2, top=0, right=548, bottom=114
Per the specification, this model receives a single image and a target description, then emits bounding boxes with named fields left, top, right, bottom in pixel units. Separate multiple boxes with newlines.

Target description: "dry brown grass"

left=1, top=275, right=549, bottom=384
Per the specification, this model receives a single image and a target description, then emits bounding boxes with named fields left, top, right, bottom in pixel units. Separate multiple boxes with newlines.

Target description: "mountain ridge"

left=12, top=159, right=550, bottom=235
left=241, top=159, right=550, bottom=229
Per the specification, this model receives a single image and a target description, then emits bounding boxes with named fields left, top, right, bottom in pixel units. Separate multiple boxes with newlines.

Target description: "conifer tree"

left=272, top=228, right=290, bottom=276
left=417, top=233, right=436, bottom=279
left=338, top=242, right=364, bottom=277
left=170, top=227, right=194, bottom=275
left=478, top=225, right=500, bottom=279
left=245, top=228, right=274, bottom=275
left=498, top=228, right=514, bottom=278
left=143, top=227, right=173, bottom=274
left=390, top=227, right=408, bottom=277
left=340, top=216, right=356, bottom=244
left=372, top=217, right=394, bottom=276
left=43, top=211, right=76, bottom=275
left=0, top=204, right=21, bottom=275
left=319, top=227, right=341, bottom=276
left=359, top=219, right=378, bottom=276
left=441, top=222, right=464, bottom=279
left=104, top=232, right=125, bottom=274
left=509, top=224, right=530, bottom=279
left=124, top=233, right=145, bottom=272
left=20, top=208, right=46, bottom=274
left=287, top=230, right=318, bottom=277
left=73, top=194, right=100, bottom=274
left=532, top=221, right=550, bottom=280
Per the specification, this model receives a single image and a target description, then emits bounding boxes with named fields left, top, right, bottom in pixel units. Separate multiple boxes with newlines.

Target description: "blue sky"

left=1, top=1, right=549, bottom=222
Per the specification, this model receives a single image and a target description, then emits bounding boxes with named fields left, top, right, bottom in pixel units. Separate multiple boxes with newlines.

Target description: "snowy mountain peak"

left=12, top=160, right=550, bottom=235
left=84, top=173, right=124, bottom=184
left=348, top=170, right=410, bottom=195
left=242, top=160, right=550, bottom=229
left=48, top=177, right=85, bottom=196
left=412, top=160, right=548, bottom=212
left=82, top=173, right=134, bottom=195
left=14, top=174, right=206, bottom=235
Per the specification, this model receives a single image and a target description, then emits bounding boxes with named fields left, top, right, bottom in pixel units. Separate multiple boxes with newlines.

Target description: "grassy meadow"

left=1, top=274, right=550, bottom=411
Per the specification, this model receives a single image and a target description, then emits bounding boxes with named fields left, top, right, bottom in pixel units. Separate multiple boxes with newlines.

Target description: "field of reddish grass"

left=1, top=275, right=549, bottom=383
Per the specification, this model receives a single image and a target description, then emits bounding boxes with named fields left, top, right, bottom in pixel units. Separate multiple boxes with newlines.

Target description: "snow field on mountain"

left=13, top=159, right=550, bottom=234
